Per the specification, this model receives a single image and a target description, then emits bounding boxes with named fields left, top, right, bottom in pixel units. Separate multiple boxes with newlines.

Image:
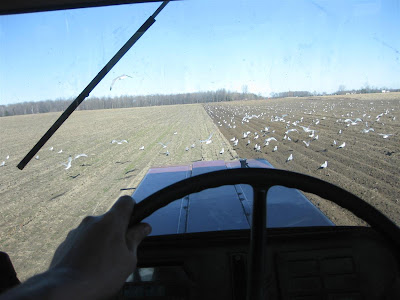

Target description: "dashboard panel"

left=113, top=227, right=400, bottom=299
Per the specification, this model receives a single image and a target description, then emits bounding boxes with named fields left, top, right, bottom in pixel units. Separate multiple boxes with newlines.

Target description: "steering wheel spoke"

left=247, top=185, right=270, bottom=300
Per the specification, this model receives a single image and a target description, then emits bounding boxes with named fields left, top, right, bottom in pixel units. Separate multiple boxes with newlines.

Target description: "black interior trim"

left=0, top=0, right=177, bottom=15
left=128, top=227, right=400, bottom=300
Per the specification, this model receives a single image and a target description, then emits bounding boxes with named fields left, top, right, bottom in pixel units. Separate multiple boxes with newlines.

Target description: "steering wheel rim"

left=130, top=168, right=399, bottom=240
left=129, top=167, right=400, bottom=299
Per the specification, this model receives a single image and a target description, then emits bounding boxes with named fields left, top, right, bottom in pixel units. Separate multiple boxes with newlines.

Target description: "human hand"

left=49, top=195, right=151, bottom=299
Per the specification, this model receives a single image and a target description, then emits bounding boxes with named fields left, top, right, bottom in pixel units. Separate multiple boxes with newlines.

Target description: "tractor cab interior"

left=1, top=1, right=399, bottom=300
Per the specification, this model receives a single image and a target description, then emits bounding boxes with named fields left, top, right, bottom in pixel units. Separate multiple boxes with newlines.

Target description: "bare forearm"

left=0, top=197, right=150, bottom=300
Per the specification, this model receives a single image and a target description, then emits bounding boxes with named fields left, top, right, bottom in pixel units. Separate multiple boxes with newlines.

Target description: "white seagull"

left=285, top=128, right=298, bottom=134
left=74, top=154, right=88, bottom=160
left=338, top=142, right=346, bottom=149
left=0, top=161, right=5, bottom=167
left=319, top=161, right=328, bottom=169
left=49, top=147, right=54, bottom=151
left=220, top=148, right=224, bottom=154
left=303, top=141, right=310, bottom=147
left=362, top=128, right=374, bottom=133
left=110, top=74, right=132, bottom=91
left=139, top=146, right=145, bottom=150
left=58, top=150, right=63, bottom=154
left=286, top=154, right=293, bottom=162
left=300, top=126, right=314, bottom=133
left=111, top=140, right=128, bottom=144
left=378, top=133, right=393, bottom=139
left=273, top=145, right=278, bottom=152
left=344, top=118, right=362, bottom=125
left=264, top=137, right=277, bottom=146
left=158, top=142, right=169, bottom=149
left=62, top=156, right=72, bottom=170
left=200, top=133, right=213, bottom=144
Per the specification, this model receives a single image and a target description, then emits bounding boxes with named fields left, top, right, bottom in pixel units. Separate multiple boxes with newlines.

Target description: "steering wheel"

left=129, top=168, right=400, bottom=300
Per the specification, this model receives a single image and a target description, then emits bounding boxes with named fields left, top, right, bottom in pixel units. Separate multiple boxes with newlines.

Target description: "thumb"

left=126, top=223, right=152, bottom=252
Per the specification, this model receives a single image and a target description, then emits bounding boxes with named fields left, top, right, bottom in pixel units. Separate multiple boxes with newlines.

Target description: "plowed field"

left=1, top=93, right=399, bottom=281
left=0, top=104, right=237, bottom=280
left=205, top=93, right=400, bottom=226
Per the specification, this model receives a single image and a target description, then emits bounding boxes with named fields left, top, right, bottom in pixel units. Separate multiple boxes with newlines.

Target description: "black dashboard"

left=114, top=226, right=400, bottom=300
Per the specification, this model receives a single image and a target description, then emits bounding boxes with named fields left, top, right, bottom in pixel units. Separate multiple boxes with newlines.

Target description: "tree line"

left=270, top=91, right=313, bottom=98
left=334, top=85, right=400, bottom=95
left=2, top=86, right=398, bottom=117
left=0, top=89, right=261, bottom=117
left=270, top=87, right=400, bottom=98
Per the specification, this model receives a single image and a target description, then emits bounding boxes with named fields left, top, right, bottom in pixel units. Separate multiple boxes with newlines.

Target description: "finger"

left=107, top=195, right=135, bottom=229
left=126, top=223, right=152, bottom=252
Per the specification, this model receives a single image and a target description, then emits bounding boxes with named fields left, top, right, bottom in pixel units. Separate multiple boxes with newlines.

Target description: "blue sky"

left=0, top=0, right=399, bottom=105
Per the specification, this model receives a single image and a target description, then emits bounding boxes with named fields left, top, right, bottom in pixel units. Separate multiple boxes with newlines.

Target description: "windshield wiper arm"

left=17, top=1, right=170, bottom=170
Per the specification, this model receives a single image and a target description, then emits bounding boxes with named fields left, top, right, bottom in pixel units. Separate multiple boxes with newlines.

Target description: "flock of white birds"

left=1, top=98, right=396, bottom=174
left=0, top=146, right=89, bottom=171
left=0, top=129, right=219, bottom=172
left=109, top=131, right=216, bottom=158
left=204, top=98, right=397, bottom=171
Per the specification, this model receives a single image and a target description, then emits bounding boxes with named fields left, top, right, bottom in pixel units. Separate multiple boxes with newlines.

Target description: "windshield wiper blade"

left=17, top=1, right=170, bottom=170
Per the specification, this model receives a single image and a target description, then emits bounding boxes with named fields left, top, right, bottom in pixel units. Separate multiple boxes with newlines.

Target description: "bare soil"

left=0, top=104, right=237, bottom=280
left=1, top=93, right=399, bottom=281
left=204, top=93, right=400, bottom=227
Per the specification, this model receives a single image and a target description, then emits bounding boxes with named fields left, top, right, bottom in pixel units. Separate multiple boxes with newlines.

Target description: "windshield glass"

left=0, top=0, right=399, bottom=281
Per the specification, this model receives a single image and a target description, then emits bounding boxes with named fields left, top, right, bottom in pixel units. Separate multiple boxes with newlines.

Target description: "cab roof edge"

left=0, top=0, right=177, bottom=15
